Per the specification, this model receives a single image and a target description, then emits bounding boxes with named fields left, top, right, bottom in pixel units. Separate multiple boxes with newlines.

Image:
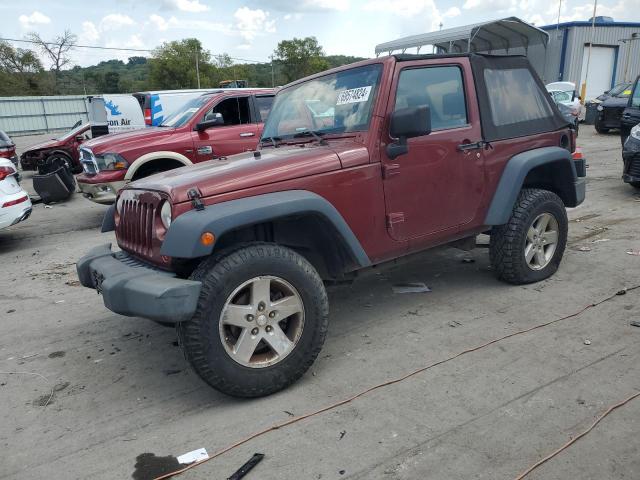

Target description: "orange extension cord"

left=153, top=285, right=640, bottom=480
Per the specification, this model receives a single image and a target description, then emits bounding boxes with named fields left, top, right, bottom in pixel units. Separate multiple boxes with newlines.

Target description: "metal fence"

left=0, top=96, right=90, bottom=136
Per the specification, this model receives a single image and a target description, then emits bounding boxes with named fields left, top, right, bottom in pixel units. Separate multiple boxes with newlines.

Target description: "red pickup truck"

left=79, top=54, right=585, bottom=397
left=76, top=89, right=275, bottom=204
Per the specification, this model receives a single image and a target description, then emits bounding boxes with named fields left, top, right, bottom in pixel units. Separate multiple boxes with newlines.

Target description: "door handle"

left=457, top=141, right=484, bottom=151
left=239, top=132, right=255, bottom=137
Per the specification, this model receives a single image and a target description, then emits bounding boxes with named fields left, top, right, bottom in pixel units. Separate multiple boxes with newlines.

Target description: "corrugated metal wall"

left=529, top=24, right=640, bottom=88
left=0, top=96, right=89, bottom=136
left=561, top=25, right=640, bottom=85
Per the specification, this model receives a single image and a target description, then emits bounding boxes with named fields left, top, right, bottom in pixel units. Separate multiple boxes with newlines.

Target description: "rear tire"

left=490, top=189, right=568, bottom=285
left=177, top=243, right=329, bottom=398
left=594, top=119, right=609, bottom=134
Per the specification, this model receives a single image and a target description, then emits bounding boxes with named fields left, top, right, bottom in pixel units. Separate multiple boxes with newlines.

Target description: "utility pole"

left=579, top=0, right=598, bottom=104
left=195, top=45, right=201, bottom=89
left=556, top=0, right=562, bottom=30
left=270, top=55, right=275, bottom=88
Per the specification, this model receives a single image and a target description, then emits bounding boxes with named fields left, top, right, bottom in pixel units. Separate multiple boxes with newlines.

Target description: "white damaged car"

left=0, top=159, right=32, bottom=230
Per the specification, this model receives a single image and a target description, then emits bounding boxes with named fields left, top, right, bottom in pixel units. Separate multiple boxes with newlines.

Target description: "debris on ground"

left=177, top=447, right=209, bottom=465
left=462, top=257, right=475, bottom=263
left=626, top=250, right=640, bottom=256
left=392, top=282, right=432, bottom=294
left=578, top=246, right=591, bottom=252
left=227, top=453, right=265, bottom=480
left=339, top=430, right=347, bottom=440
left=592, top=238, right=610, bottom=243
left=584, top=339, right=592, bottom=345
left=630, top=320, right=640, bottom=328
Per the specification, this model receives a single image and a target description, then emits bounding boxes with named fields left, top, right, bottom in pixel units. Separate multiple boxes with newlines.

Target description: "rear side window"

left=254, top=96, right=274, bottom=122
left=204, top=97, right=251, bottom=125
left=484, top=68, right=555, bottom=126
left=395, top=66, right=467, bottom=130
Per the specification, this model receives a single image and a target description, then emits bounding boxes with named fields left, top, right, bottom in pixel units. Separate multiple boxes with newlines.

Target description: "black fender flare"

left=102, top=203, right=116, bottom=233
left=160, top=190, right=371, bottom=268
left=484, top=146, right=579, bottom=225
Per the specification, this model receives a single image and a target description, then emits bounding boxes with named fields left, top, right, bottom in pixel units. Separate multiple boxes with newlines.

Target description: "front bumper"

left=77, top=244, right=202, bottom=323
left=77, top=180, right=125, bottom=204
left=622, top=136, right=640, bottom=184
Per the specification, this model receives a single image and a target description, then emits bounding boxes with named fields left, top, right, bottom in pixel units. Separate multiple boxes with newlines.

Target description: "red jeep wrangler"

left=78, top=54, right=585, bottom=397
left=76, top=89, right=275, bottom=204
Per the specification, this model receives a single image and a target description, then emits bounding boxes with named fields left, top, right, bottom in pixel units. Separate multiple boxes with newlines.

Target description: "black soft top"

left=395, top=53, right=569, bottom=142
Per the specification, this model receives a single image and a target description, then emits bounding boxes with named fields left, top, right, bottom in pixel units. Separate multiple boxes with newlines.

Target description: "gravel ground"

left=0, top=128, right=639, bottom=480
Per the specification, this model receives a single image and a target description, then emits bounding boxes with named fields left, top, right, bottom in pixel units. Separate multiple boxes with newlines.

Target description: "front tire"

left=177, top=243, right=329, bottom=398
left=594, top=118, right=609, bottom=134
left=490, top=189, right=568, bottom=285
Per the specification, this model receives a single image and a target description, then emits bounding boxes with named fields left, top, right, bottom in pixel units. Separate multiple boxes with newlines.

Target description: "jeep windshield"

left=159, top=95, right=210, bottom=127
left=261, top=63, right=383, bottom=141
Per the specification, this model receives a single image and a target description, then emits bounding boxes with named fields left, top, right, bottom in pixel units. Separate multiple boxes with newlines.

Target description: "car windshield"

left=56, top=123, right=88, bottom=141
left=160, top=95, right=210, bottom=127
left=261, top=64, right=383, bottom=140
left=609, top=83, right=632, bottom=97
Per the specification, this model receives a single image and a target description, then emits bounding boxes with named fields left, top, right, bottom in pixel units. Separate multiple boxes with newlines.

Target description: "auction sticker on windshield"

left=336, top=86, right=372, bottom=105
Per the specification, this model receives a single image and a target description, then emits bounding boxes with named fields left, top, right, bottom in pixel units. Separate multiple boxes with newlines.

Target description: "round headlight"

left=631, top=124, right=640, bottom=140
left=597, top=105, right=603, bottom=111
left=160, top=201, right=172, bottom=229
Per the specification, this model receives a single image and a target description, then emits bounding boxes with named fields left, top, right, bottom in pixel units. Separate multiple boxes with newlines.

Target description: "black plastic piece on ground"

left=32, top=167, right=73, bottom=204
left=227, top=453, right=265, bottom=480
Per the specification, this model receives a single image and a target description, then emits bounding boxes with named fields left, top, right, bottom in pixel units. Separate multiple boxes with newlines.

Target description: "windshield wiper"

left=293, top=129, right=328, bottom=145
left=260, top=136, right=282, bottom=148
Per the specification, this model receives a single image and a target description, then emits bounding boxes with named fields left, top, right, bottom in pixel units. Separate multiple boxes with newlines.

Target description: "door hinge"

left=382, top=163, right=400, bottom=179
left=187, top=188, right=205, bottom=211
left=386, top=212, right=405, bottom=228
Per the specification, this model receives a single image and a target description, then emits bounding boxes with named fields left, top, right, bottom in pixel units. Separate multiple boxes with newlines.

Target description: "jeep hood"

left=129, top=142, right=360, bottom=203
left=83, top=127, right=175, bottom=154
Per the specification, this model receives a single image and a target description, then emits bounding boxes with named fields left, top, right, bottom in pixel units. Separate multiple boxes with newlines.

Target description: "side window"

left=203, top=97, right=251, bottom=126
left=395, top=66, right=468, bottom=131
left=483, top=68, right=554, bottom=126
left=254, top=95, right=274, bottom=122
left=632, top=82, right=640, bottom=108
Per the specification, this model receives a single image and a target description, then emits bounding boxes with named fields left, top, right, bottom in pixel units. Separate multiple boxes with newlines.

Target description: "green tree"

left=149, top=39, right=211, bottom=89
left=273, top=37, right=329, bottom=83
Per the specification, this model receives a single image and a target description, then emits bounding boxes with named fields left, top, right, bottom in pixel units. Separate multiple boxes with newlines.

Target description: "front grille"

left=116, top=196, right=158, bottom=258
left=629, top=155, right=640, bottom=177
left=604, top=107, right=624, bottom=123
left=80, top=148, right=99, bottom=175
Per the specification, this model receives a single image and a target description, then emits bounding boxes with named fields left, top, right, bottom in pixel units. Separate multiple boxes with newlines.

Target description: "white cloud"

left=18, top=11, right=51, bottom=29
left=443, top=6, right=461, bottom=17
left=364, top=0, right=444, bottom=29
left=150, top=14, right=169, bottom=31
left=100, top=14, right=136, bottom=31
left=234, top=7, right=276, bottom=42
left=463, top=0, right=514, bottom=10
left=237, top=44, right=252, bottom=50
left=169, top=0, right=210, bottom=12
left=304, top=0, right=350, bottom=10
left=80, top=21, right=100, bottom=42
left=147, top=14, right=232, bottom=34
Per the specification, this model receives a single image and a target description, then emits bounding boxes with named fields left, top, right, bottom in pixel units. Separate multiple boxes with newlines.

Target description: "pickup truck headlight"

left=160, top=201, right=172, bottom=229
left=631, top=124, right=640, bottom=140
left=95, top=153, right=129, bottom=171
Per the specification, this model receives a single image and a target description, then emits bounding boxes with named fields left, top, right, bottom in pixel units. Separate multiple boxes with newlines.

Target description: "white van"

left=133, top=89, right=257, bottom=126
left=101, top=94, right=146, bottom=133
left=88, top=94, right=146, bottom=136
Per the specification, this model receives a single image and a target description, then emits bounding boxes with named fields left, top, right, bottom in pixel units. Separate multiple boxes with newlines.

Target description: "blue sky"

left=1, top=0, right=638, bottom=67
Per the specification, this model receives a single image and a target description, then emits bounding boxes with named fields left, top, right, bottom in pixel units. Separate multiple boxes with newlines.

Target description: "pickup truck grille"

left=80, top=148, right=99, bottom=175
left=115, top=190, right=164, bottom=261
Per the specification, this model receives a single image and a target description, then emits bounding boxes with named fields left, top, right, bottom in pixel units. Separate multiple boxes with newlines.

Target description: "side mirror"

left=75, top=135, right=85, bottom=143
left=196, top=113, right=224, bottom=132
left=386, top=106, right=431, bottom=160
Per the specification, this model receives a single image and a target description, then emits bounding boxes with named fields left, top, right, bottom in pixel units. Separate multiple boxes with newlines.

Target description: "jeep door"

left=621, top=77, right=640, bottom=144
left=382, top=59, right=485, bottom=241
left=191, top=96, right=258, bottom=161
